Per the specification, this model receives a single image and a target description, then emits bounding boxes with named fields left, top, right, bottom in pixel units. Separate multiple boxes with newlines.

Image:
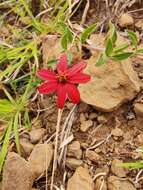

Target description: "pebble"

left=108, top=176, right=136, bottom=190
left=80, top=120, right=93, bottom=132
left=67, top=141, right=82, bottom=159
left=28, top=143, right=53, bottom=178
left=86, top=150, right=103, bottom=163
left=29, top=128, right=46, bottom=144
left=111, top=159, right=126, bottom=177
left=111, top=128, right=123, bottom=137
left=20, top=138, right=34, bottom=157
left=66, top=158, right=83, bottom=170
left=134, top=103, right=143, bottom=117
left=119, top=13, right=134, bottom=28
left=94, top=176, right=107, bottom=190
left=67, top=167, right=94, bottom=190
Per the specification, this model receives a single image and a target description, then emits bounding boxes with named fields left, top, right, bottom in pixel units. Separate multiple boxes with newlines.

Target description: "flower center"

left=57, top=73, right=68, bottom=83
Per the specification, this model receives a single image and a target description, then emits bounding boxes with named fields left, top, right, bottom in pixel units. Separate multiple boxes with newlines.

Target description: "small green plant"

left=0, top=73, right=35, bottom=173
left=120, top=148, right=143, bottom=169
left=96, top=23, right=143, bottom=66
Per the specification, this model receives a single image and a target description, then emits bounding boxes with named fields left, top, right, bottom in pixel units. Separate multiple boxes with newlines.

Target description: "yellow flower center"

left=57, top=73, right=68, bottom=82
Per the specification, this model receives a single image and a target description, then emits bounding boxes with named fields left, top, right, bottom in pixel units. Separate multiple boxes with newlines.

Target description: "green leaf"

left=126, top=30, right=138, bottom=47
left=96, top=53, right=107, bottom=66
left=0, top=99, right=15, bottom=113
left=0, top=119, right=13, bottom=173
left=67, top=52, right=73, bottom=64
left=120, top=161, right=143, bottom=169
left=136, top=48, right=143, bottom=54
left=108, top=22, right=117, bottom=44
left=66, top=28, right=73, bottom=43
left=47, top=59, right=57, bottom=66
left=13, top=112, right=20, bottom=154
left=113, top=43, right=129, bottom=54
left=111, top=52, right=133, bottom=61
left=80, top=24, right=96, bottom=43
left=105, top=39, right=113, bottom=56
left=61, top=34, right=68, bottom=50
left=60, top=23, right=73, bottom=50
left=24, top=110, right=31, bottom=129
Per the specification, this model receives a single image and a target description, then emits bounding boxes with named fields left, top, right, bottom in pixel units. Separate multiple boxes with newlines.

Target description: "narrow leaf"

left=108, top=22, right=117, bottom=44
left=111, top=52, right=133, bottom=61
left=96, top=53, right=107, bottom=66
left=81, top=24, right=96, bottom=43
left=113, top=43, right=129, bottom=54
left=13, top=112, right=20, bottom=154
left=126, top=30, right=138, bottom=47
left=105, top=39, right=113, bottom=56
left=0, top=119, right=13, bottom=173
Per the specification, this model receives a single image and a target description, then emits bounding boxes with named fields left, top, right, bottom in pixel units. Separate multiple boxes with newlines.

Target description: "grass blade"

left=0, top=119, right=13, bottom=173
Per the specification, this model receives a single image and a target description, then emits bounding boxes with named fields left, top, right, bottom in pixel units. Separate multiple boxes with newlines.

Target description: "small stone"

left=80, top=120, right=93, bottom=132
left=137, top=134, right=143, bottom=145
left=94, top=176, right=107, bottom=190
left=108, top=176, right=136, bottom=190
left=134, top=103, right=143, bottom=117
left=2, top=152, right=34, bottom=190
left=67, top=141, right=82, bottom=159
left=67, top=167, right=94, bottom=190
left=86, top=150, right=103, bottom=163
left=30, top=128, right=46, bottom=144
left=28, top=143, right=53, bottom=178
left=66, top=158, right=83, bottom=170
left=89, top=112, right=97, bottom=120
left=111, top=159, right=126, bottom=177
left=95, top=166, right=109, bottom=175
left=95, top=148, right=102, bottom=153
left=111, top=128, right=123, bottom=137
left=119, top=13, right=134, bottom=28
left=79, top=113, right=86, bottom=123
left=135, top=19, right=143, bottom=30
left=97, top=115, right=107, bottom=124
left=20, top=138, right=34, bottom=157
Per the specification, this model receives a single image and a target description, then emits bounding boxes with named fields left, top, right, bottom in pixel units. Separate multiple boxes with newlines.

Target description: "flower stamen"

left=57, top=73, right=68, bottom=83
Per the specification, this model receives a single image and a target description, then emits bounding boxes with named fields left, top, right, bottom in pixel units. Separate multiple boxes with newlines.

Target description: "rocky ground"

left=1, top=1, right=143, bottom=190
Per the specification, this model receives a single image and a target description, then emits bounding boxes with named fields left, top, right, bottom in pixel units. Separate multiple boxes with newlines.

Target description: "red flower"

left=37, top=54, right=91, bottom=108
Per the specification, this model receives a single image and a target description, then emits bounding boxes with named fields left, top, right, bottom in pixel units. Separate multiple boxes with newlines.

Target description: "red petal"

left=66, top=84, right=80, bottom=104
left=57, top=54, right=68, bottom=73
left=67, top=60, right=87, bottom=77
left=57, top=84, right=67, bottom=108
left=38, top=82, right=57, bottom=94
left=68, top=72, right=91, bottom=84
left=37, top=69, right=56, bottom=81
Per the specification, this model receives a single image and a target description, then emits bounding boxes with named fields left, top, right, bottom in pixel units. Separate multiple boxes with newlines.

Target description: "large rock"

left=108, top=176, right=136, bottom=190
left=67, top=167, right=94, bottom=190
left=28, top=143, right=53, bottom=178
left=79, top=58, right=140, bottom=112
left=2, top=152, right=34, bottom=190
